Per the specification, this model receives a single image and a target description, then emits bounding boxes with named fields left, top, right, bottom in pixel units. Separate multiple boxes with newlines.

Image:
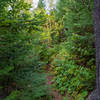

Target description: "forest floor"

left=46, top=65, right=74, bottom=100
left=47, top=73, right=62, bottom=100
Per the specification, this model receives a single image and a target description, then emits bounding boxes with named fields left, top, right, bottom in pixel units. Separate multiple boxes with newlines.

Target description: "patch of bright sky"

left=30, top=0, right=57, bottom=13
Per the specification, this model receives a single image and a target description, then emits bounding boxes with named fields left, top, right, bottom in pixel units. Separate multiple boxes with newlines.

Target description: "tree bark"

left=89, top=0, right=100, bottom=99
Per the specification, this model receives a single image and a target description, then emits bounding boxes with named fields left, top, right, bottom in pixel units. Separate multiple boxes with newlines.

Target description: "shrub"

left=51, top=45, right=96, bottom=99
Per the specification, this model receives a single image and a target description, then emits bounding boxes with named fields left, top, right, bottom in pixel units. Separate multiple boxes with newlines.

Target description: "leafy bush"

left=0, top=1, right=49, bottom=99
left=51, top=45, right=96, bottom=99
left=13, top=69, right=50, bottom=100
left=64, top=33, right=95, bottom=68
left=4, top=90, right=20, bottom=100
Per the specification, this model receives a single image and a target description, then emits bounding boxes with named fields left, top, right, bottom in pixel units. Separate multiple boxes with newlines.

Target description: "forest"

left=0, top=0, right=99, bottom=100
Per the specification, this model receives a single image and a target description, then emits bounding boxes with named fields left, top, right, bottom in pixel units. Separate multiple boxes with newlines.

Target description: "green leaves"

left=81, top=91, right=88, bottom=97
left=14, top=71, right=49, bottom=100
left=0, top=1, right=49, bottom=100
left=4, top=90, right=20, bottom=100
left=51, top=45, right=95, bottom=99
left=0, top=66, right=14, bottom=76
left=0, top=0, right=96, bottom=100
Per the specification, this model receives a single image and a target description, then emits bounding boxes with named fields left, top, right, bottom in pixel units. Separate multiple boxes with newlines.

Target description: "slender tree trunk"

left=94, top=0, right=100, bottom=99
left=89, top=0, right=100, bottom=99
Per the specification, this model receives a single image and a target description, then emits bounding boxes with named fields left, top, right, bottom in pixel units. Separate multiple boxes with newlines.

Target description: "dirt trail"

left=47, top=74, right=63, bottom=100
left=46, top=65, right=74, bottom=100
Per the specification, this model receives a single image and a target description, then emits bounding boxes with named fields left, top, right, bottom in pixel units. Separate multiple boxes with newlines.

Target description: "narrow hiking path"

left=47, top=73, right=63, bottom=100
left=46, top=65, right=74, bottom=100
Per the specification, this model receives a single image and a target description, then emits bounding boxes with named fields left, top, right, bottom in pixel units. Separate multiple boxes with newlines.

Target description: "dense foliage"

left=0, top=0, right=50, bottom=100
left=49, top=0, right=96, bottom=99
left=0, top=0, right=96, bottom=100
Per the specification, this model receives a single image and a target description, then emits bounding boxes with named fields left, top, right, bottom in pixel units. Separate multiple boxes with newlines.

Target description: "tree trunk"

left=89, top=0, right=100, bottom=99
